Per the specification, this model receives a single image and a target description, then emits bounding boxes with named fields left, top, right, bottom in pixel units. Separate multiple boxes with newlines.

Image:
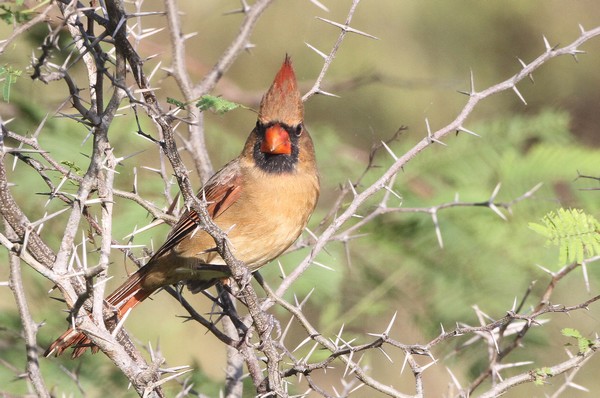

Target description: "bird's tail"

left=44, top=268, right=152, bottom=358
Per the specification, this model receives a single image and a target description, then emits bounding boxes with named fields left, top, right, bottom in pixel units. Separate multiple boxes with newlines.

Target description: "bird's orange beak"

left=261, top=124, right=291, bottom=155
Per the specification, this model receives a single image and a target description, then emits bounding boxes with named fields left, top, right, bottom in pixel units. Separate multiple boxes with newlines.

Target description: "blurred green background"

left=1, top=1, right=600, bottom=396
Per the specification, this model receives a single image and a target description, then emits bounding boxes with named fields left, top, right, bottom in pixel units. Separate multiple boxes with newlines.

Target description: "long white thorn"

left=308, top=0, right=329, bottom=12
left=380, top=140, right=398, bottom=161
left=384, top=312, right=398, bottom=335
left=316, top=17, right=379, bottom=40
left=305, top=42, right=327, bottom=59
left=458, top=126, right=481, bottom=137
left=426, top=118, right=446, bottom=146
left=543, top=35, right=552, bottom=52
left=512, top=85, right=527, bottom=105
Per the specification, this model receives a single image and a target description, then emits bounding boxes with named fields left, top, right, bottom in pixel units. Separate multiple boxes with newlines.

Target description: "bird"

left=45, top=56, right=320, bottom=358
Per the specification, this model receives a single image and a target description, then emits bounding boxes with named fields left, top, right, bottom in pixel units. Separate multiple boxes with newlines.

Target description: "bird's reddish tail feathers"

left=44, top=269, right=152, bottom=358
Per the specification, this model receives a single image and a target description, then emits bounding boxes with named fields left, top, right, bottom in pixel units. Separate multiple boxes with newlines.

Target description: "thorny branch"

left=274, top=24, right=600, bottom=298
left=0, top=1, right=599, bottom=398
left=264, top=259, right=600, bottom=398
left=7, top=224, right=50, bottom=398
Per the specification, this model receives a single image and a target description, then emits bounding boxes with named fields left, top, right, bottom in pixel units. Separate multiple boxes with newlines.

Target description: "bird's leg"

left=231, top=265, right=254, bottom=294
left=247, top=272, right=284, bottom=343
left=216, top=283, right=248, bottom=335
left=252, top=270, right=266, bottom=288
left=173, top=282, right=186, bottom=303
left=190, top=284, right=227, bottom=327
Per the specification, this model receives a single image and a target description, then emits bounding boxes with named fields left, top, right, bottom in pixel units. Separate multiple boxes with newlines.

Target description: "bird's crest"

left=258, top=55, right=303, bottom=126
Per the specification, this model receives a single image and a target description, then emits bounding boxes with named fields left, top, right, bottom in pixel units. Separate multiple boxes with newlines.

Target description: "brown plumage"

left=45, top=56, right=320, bottom=358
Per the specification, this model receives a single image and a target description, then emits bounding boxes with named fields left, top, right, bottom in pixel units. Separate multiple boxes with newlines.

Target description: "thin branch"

left=163, top=0, right=213, bottom=182
left=194, top=0, right=275, bottom=97
left=0, top=3, right=54, bottom=55
left=7, top=225, right=50, bottom=398
left=478, top=345, right=597, bottom=398
left=303, top=0, right=375, bottom=101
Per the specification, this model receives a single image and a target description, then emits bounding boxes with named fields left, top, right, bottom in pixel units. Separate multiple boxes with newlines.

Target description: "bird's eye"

left=295, top=124, right=303, bottom=136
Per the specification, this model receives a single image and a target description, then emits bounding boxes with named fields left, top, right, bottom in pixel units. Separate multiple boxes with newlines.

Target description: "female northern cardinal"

left=45, top=56, right=320, bottom=358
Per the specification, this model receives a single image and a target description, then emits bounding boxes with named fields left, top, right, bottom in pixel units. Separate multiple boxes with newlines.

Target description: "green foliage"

left=529, top=209, right=600, bottom=265
left=561, top=328, right=595, bottom=354
left=0, top=2, right=31, bottom=25
left=196, top=95, right=242, bottom=115
left=60, top=160, right=83, bottom=175
left=533, top=367, right=552, bottom=386
left=166, top=96, right=185, bottom=108
left=331, top=109, right=600, bottom=331
left=166, top=95, right=244, bottom=115
left=0, top=65, right=21, bottom=102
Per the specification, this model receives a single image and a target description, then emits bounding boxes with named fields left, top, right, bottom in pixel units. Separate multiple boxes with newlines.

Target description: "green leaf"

left=61, top=160, right=83, bottom=175
left=0, top=66, right=21, bottom=102
left=196, top=95, right=240, bottom=115
left=528, top=222, right=550, bottom=238
left=0, top=4, right=32, bottom=24
left=561, top=328, right=582, bottom=339
left=561, top=328, right=594, bottom=353
left=533, top=367, right=552, bottom=386
left=530, top=208, right=600, bottom=265
left=166, top=97, right=185, bottom=108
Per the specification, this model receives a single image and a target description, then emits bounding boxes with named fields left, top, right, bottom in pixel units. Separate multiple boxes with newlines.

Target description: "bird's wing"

left=150, top=159, right=243, bottom=260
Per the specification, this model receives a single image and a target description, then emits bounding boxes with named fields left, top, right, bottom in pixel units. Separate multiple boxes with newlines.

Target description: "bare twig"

left=303, top=0, right=376, bottom=101
left=7, top=224, right=50, bottom=398
left=478, top=345, right=597, bottom=398
left=0, top=3, right=54, bottom=55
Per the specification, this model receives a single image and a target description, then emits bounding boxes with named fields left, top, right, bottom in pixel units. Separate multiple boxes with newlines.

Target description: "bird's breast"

left=217, top=168, right=319, bottom=269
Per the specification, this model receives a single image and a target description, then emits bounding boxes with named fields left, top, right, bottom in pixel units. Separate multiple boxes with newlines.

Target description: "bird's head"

left=244, top=56, right=315, bottom=175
